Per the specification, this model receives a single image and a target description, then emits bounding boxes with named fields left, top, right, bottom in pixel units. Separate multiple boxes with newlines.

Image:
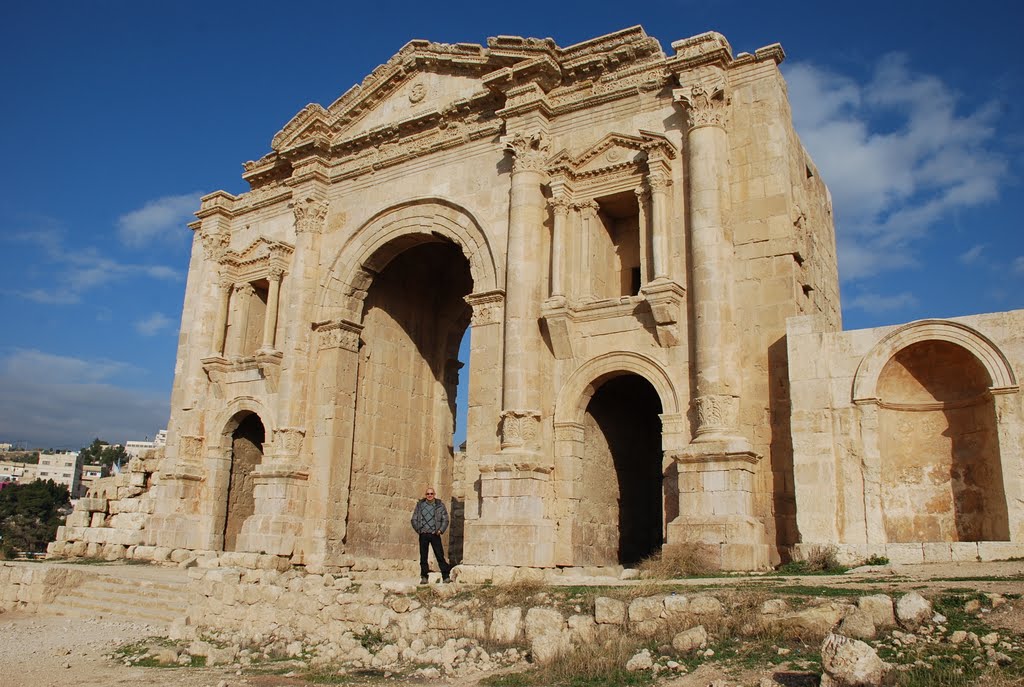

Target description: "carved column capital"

left=674, top=80, right=728, bottom=130
left=271, top=427, right=306, bottom=459
left=233, top=282, right=255, bottom=297
left=502, top=131, right=550, bottom=174
left=200, top=231, right=230, bottom=262
left=292, top=198, right=329, bottom=234
left=547, top=196, right=571, bottom=217
left=573, top=199, right=600, bottom=216
left=268, top=266, right=285, bottom=282
left=647, top=172, right=672, bottom=193
left=217, top=275, right=233, bottom=291
left=464, top=290, right=505, bottom=326
left=634, top=186, right=651, bottom=203
left=314, top=319, right=363, bottom=352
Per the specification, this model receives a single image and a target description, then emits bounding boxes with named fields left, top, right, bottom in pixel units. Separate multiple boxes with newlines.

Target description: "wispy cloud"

left=3, top=220, right=183, bottom=305
left=135, top=312, right=174, bottom=336
left=785, top=55, right=1007, bottom=282
left=846, top=291, right=919, bottom=314
left=959, top=244, right=986, bottom=265
left=117, top=192, right=204, bottom=247
left=0, top=349, right=167, bottom=449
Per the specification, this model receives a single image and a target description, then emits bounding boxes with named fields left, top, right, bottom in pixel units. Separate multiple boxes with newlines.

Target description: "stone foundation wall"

left=0, top=563, right=84, bottom=612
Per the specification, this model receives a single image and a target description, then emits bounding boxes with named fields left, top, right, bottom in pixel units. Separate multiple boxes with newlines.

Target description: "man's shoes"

left=420, top=576, right=429, bottom=585
left=442, top=577, right=452, bottom=584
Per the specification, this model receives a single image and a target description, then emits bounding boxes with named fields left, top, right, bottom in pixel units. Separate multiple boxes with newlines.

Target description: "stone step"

left=47, top=571, right=190, bottom=626
left=54, top=596, right=180, bottom=625
left=61, top=585, right=184, bottom=613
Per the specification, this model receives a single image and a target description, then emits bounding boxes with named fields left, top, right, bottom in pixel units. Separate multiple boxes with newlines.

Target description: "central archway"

left=344, top=240, right=473, bottom=560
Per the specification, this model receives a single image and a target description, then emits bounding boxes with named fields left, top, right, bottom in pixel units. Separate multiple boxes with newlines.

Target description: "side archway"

left=554, top=352, right=683, bottom=566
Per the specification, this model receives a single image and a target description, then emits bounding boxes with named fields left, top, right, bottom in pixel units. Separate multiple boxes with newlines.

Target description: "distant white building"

left=125, top=429, right=168, bottom=459
left=30, top=451, right=82, bottom=494
left=0, top=443, right=12, bottom=452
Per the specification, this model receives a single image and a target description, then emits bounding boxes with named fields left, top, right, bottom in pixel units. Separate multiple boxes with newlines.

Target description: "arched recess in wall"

left=315, top=197, right=500, bottom=325
left=554, top=352, right=683, bottom=566
left=853, top=320, right=1018, bottom=544
left=209, top=398, right=275, bottom=553
left=314, top=198, right=499, bottom=562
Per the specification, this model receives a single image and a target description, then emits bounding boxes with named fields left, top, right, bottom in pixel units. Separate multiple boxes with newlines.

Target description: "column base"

left=666, top=514, right=770, bottom=570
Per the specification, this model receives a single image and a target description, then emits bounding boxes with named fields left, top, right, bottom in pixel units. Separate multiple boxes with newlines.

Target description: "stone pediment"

left=547, top=131, right=676, bottom=179
left=222, top=237, right=294, bottom=282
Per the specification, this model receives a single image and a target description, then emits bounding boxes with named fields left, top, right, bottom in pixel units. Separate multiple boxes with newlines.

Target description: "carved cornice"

left=314, top=319, right=363, bottom=352
left=545, top=131, right=676, bottom=185
left=220, top=237, right=295, bottom=285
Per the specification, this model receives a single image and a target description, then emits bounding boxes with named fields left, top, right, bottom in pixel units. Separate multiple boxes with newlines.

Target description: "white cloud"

left=785, top=55, right=1007, bottom=282
left=135, top=312, right=174, bottom=336
left=117, top=192, right=204, bottom=247
left=3, top=224, right=183, bottom=305
left=959, top=244, right=986, bottom=265
left=0, top=349, right=167, bottom=449
left=846, top=291, right=919, bottom=314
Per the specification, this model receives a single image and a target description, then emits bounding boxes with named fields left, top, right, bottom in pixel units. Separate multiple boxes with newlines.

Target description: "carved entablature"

left=545, top=130, right=676, bottom=196
left=219, top=237, right=294, bottom=285
left=314, top=319, right=363, bottom=353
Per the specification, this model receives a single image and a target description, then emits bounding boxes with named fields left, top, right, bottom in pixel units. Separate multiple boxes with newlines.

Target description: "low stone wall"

left=796, top=541, right=1024, bottom=566
left=0, top=562, right=84, bottom=612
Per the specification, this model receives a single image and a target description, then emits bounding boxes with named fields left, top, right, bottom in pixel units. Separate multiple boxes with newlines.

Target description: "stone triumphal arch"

left=53, top=27, right=1024, bottom=571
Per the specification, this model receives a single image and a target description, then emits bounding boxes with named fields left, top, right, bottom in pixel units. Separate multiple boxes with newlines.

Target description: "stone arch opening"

left=344, top=238, right=473, bottom=561
left=877, top=340, right=1009, bottom=542
left=223, top=412, right=266, bottom=552
left=579, top=373, right=665, bottom=566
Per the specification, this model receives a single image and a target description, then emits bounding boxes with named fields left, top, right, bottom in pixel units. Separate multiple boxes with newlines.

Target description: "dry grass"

left=637, top=543, right=714, bottom=579
left=532, top=631, right=646, bottom=685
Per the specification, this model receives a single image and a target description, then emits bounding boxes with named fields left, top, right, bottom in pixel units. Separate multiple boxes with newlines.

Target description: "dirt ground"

left=0, top=560, right=1021, bottom=687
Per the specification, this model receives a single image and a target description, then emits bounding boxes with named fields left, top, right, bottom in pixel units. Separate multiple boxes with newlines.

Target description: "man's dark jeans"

left=418, top=532, right=451, bottom=579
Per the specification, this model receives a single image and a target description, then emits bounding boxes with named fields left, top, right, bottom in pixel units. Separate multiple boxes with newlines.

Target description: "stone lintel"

left=673, top=442, right=758, bottom=468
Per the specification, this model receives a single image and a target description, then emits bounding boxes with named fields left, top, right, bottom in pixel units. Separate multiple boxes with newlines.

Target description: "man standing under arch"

left=410, top=486, right=452, bottom=584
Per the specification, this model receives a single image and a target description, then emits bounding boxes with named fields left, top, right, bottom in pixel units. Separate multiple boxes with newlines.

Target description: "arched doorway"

left=878, top=340, right=1009, bottom=542
left=223, top=412, right=265, bottom=551
left=579, top=373, right=664, bottom=566
left=344, top=240, right=473, bottom=560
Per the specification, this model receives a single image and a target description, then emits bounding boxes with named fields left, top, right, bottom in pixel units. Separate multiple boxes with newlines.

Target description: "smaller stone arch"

left=316, top=197, right=500, bottom=323
left=208, top=396, right=277, bottom=452
left=853, top=319, right=1018, bottom=404
left=555, top=351, right=680, bottom=426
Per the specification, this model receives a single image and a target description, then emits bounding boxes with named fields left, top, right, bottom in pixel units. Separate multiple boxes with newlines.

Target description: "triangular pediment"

left=547, top=131, right=676, bottom=179
left=224, top=237, right=294, bottom=273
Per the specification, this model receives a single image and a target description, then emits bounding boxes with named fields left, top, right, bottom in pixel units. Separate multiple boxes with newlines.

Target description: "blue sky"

left=1, top=1, right=1021, bottom=449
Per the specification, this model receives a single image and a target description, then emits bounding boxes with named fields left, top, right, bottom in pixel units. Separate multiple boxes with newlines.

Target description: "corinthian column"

left=499, top=131, right=549, bottom=450
left=259, top=267, right=283, bottom=353
left=675, top=78, right=744, bottom=444
left=211, top=276, right=231, bottom=356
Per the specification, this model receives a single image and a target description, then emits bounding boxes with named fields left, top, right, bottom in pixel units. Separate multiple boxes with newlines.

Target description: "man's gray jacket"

left=411, top=498, right=449, bottom=534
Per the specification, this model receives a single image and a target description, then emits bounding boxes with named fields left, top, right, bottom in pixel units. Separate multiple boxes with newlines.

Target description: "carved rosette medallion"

left=694, top=394, right=739, bottom=436
left=314, top=319, right=363, bottom=352
left=674, top=81, right=728, bottom=131
left=292, top=198, right=329, bottom=234
left=408, top=82, right=427, bottom=104
left=503, top=131, right=550, bottom=173
left=464, top=290, right=505, bottom=326
left=272, top=427, right=306, bottom=459
left=500, top=409, right=542, bottom=451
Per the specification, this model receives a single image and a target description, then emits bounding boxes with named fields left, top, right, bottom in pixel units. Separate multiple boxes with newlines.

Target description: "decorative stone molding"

left=292, top=198, right=329, bottom=234
left=314, top=319, right=363, bottom=352
left=499, top=409, right=542, bottom=451
left=503, top=131, right=550, bottom=173
left=646, top=172, right=672, bottom=193
left=553, top=422, right=585, bottom=443
left=694, top=394, right=740, bottom=437
left=540, top=296, right=573, bottom=359
left=674, top=79, right=728, bottom=130
left=478, top=461, right=554, bottom=476
left=464, top=290, right=505, bottom=326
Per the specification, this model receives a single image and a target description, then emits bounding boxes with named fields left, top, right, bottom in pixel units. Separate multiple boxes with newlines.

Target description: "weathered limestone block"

left=628, top=595, right=666, bottom=623
left=594, top=597, right=626, bottom=624
left=820, top=632, right=891, bottom=687
left=688, top=595, right=724, bottom=616
left=525, top=607, right=565, bottom=641
left=837, top=608, right=876, bottom=640
left=895, top=592, right=932, bottom=630
left=672, top=625, right=708, bottom=653
left=490, top=607, right=523, bottom=643
left=857, top=595, right=895, bottom=629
